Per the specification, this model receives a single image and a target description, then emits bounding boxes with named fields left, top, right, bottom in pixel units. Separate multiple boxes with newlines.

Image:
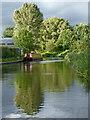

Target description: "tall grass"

left=65, top=52, right=88, bottom=79
left=65, top=52, right=89, bottom=90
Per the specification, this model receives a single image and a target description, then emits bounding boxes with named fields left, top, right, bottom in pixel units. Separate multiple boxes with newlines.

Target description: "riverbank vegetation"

left=0, top=46, right=21, bottom=62
left=12, top=3, right=88, bottom=81
left=1, top=46, right=20, bottom=58
left=2, top=27, right=14, bottom=38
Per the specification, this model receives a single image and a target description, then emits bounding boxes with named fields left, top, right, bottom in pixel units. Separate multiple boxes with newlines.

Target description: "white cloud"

left=5, top=113, right=33, bottom=118
left=37, top=2, right=88, bottom=25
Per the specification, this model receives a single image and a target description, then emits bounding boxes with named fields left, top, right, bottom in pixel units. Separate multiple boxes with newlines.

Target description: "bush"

left=65, top=52, right=88, bottom=79
left=1, top=46, right=20, bottom=58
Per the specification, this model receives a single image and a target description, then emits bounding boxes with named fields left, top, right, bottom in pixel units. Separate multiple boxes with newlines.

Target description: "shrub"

left=65, top=52, right=88, bottom=79
left=1, top=46, right=20, bottom=58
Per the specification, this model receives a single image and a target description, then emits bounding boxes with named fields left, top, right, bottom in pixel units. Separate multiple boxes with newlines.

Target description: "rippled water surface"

left=2, top=60, right=88, bottom=118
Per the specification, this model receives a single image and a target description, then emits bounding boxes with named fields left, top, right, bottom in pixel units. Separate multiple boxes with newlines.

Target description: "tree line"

left=3, top=2, right=89, bottom=55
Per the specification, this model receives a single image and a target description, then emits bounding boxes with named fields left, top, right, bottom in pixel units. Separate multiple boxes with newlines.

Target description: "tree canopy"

left=38, top=17, right=71, bottom=52
left=70, top=23, right=89, bottom=53
left=13, top=2, right=43, bottom=51
left=2, top=27, right=14, bottom=38
left=12, top=2, right=88, bottom=55
left=14, top=29, right=34, bottom=52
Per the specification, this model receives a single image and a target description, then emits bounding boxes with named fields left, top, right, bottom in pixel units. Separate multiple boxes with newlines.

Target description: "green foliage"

left=39, top=17, right=71, bottom=52
left=64, top=23, right=89, bottom=82
left=12, top=2, right=89, bottom=85
left=56, top=29, right=73, bottom=51
left=88, top=22, right=90, bottom=26
left=14, top=29, right=34, bottom=52
left=2, top=27, right=14, bottom=38
left=45, top=40, right=56, bottom=52
left=41, top=52, right=58, bottom=57
left=12, top=2, right=88, bottom=55
left=70, top=23, right=89, bottom=53
left=1, top=46, right=19, bottom=58
left=13, top=2, right=43, bottom=51
left=65, top=52, right=89, bottom=90
left=57, top=50, right=69, bottom=58
left=65, top=52, right=88, bottom=80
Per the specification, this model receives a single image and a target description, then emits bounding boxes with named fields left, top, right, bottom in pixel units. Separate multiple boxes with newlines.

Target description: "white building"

left=0, top=38, right=23, bottom=55
left=0, top=38, right=15, bottom=48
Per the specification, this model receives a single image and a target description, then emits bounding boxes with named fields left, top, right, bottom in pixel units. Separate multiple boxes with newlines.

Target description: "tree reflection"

left=14, top=63, right=43, bottom=115
left=14, top=61, right=74, bottom=115
left=40, top=62, right=73, bottom=92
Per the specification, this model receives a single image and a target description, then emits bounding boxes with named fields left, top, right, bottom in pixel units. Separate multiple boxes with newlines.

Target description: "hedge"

left=0, top=46, right=20, bottom=58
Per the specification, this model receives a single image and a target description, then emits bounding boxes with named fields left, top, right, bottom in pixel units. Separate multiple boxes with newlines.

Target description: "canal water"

left=2, top=60, right=88, bottom=118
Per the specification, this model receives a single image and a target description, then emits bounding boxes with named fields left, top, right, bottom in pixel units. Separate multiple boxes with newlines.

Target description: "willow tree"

left=13, top=2, right=43, bottom=51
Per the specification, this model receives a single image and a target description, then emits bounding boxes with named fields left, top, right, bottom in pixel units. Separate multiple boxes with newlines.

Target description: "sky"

left=0, top=1, right=89, bottom=38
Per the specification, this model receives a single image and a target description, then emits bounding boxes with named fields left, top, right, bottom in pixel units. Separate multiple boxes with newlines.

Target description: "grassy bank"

left=65, top=52, right=89, bottom=90
left=0, top=57, right=22, bottom=62
left=65, top=52, right=88, bottom=79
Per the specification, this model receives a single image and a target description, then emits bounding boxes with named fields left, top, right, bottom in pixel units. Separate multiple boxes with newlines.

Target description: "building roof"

left=0, top=37, right=15, bottom=47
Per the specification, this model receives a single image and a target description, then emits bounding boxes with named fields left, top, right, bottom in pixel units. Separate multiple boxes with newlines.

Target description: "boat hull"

left=23, top=57, right=32, bottom=62
left=23, top=57, right=43, bottom=62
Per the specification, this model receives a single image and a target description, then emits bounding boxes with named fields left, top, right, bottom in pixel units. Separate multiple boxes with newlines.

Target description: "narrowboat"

left=23, top=52, right=43, bottom=62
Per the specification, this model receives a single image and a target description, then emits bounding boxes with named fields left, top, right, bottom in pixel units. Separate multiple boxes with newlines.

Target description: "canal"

left=2, top=60, right=88, bottom=118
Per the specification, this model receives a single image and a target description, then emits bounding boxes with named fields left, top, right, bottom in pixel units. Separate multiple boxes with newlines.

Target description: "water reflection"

left=23, top=62, right=33, bottom=72
left=14, top=63, right=43, bottom=115
left=40, top=62, right=73, bottom=92
left=14, top=61, right=74, bottom=115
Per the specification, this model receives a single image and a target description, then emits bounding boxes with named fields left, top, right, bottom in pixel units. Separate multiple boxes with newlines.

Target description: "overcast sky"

left=0, top=1, right=89, bottom=38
